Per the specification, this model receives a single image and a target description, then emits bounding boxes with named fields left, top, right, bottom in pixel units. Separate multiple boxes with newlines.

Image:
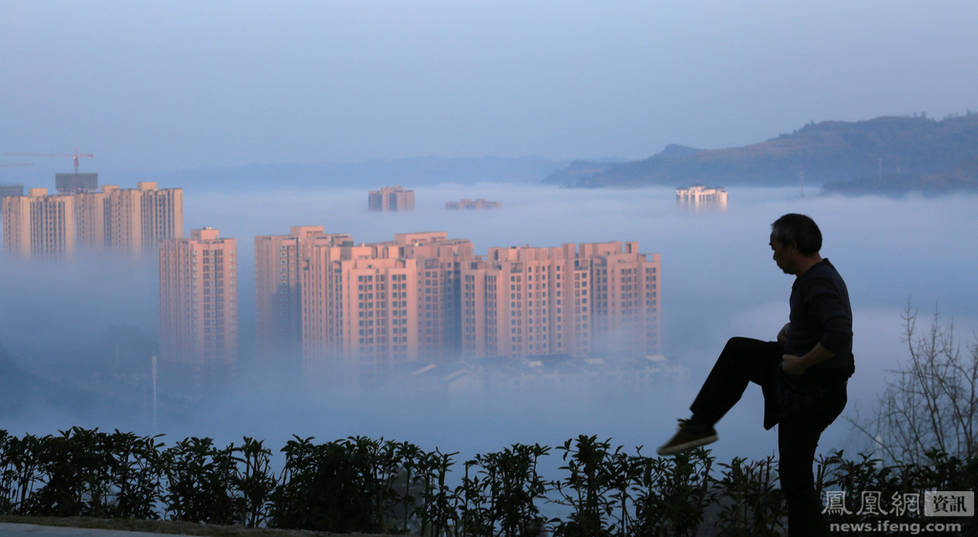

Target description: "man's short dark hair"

left=771, top=213, right=822, bottom=255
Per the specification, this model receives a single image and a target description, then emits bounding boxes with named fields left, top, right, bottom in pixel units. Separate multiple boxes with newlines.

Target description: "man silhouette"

left=657, top=213, right=854, bottom=537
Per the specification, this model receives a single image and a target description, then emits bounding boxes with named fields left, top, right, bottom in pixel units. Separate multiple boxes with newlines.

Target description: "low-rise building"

left=445, top=198, right=501, bottom=210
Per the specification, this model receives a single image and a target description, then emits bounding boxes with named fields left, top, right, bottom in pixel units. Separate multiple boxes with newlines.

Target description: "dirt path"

left=0, top=518, right=393, bottom=537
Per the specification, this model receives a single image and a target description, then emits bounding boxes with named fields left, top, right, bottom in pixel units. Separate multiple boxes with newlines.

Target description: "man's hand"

left=777, top=323, right=790, bottom=345
left=781, top=354, right=807, bottom=376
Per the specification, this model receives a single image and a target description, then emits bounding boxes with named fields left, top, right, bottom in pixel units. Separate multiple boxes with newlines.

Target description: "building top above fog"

left=676, top=184, right=728, bottom=211
left=56, top=173, right=98, bottom=194
left=368, top=185, right=415, bottom=212
left=446, top=198, right=500, bottom=210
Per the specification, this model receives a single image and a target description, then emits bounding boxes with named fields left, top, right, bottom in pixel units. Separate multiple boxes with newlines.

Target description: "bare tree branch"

left=853, top=303, right=978, bottom=465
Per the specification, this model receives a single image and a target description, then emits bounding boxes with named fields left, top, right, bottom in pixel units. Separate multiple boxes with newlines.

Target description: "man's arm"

left=782, top=343, right=836, bottom=376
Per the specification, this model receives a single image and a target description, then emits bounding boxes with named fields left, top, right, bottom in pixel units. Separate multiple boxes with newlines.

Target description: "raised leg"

left=689, top=337, right=780, bottom=426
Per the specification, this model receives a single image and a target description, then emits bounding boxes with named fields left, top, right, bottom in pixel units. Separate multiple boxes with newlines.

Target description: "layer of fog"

left=2, top=184, right=977, bottom=468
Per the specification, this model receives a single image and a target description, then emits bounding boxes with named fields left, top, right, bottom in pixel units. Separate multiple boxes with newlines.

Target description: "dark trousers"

left=690, top=337, right=847, bottom=537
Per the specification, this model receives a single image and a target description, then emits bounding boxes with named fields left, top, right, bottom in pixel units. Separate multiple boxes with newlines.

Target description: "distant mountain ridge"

left=545, top=114, right=978, bottom=194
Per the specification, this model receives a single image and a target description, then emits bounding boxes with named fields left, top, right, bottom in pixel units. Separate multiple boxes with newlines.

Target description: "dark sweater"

left=784, top=258, right=855, bottom=379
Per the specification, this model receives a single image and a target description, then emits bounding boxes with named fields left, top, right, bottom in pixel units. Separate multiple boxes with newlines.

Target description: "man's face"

left=770, top=234, right=796, bottom=274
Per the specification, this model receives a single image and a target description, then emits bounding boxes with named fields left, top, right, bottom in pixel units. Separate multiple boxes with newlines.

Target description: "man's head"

left=770, top=213, right=822, bottom=275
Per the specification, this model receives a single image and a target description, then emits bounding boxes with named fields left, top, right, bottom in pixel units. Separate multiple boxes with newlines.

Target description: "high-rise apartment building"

left=292, top=229, right=660, bottom=379
left=460, top=242, right=660, bottom=359
left=3, top=181, right=183, bottom=259
left=105, top=186, right=143, bottom=254
left=368, top=186, right=415, bottom=211
left=254, top=226, right=349, bottom=358
left=159, top=228, right=238, bottom=375
left=298, top=231, right=475, bottom=375
left=394, top=232, right=473, bottom=360
left=461, top=244, right=590, bottom=358
left=300, top=236, right=418, bottom=377
left=99, top=182, right=184, bottom=255
left=1, top=195, right=31, bottom=256
left=138, top=182, right=184, bottom=252
left=34, top=190, right=75, bottom=259
left=73, top=187, right=110, bottom=251
left=336, top=254, right=418, bottom=378
left=1, top=188, right=75, bottom=259
left=582, top=242, right=661, bottom=356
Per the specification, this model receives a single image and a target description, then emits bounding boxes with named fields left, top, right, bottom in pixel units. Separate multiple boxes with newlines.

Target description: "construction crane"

left=2, top=148, right=94, bottom=175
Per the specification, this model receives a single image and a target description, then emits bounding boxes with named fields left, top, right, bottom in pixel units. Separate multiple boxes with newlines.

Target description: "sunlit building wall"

left=74, top=189, right=108, bottom=250
left=255, top=226, right=348, bottom=358
left=159, top=228, right=238, bottom=372
left=336, top=255, right=418, bottom=378
left=462, top=244, right=592, bottom=358
left=292, top=230, right=661, bottom=375
left=394, top=232, right=473, bottom=361
left=1, top=195, right=32, bottom=256
left=1, top=188, right=75, bottom=260
left=299, top=233, right=368, bottom=364
left=461, top=242, right=661, bottom=359
left=583, top=242, right=661, bottom=356
left=63, top=181, right=185, bottom=256
left=106, top=186, right=143, bottom=254
left=138, top=182, right=184, bottom=253
left=300, top=237, right=418, bottom=377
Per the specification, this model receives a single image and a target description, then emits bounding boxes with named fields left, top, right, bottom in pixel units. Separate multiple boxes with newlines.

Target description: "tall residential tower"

left=1, top=188, right=75, bottom=259
left=254, top=226, right=349, bottom=359
left=159, top=228, right=238, bottom=378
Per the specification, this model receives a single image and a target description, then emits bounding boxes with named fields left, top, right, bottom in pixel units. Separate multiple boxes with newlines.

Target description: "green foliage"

left=0, top=428, right=166, bottom=518
left=233, top=436, right=275, bottom=528
left=550, top=435, right=618, bottom=537
left=102, top=430, right=166, bottom=519
left=631, top=448, right=713, bottom=537
left=0, top=432, right=45, bottom=515
left=2, top=428, right=976, bottom=535
left=452, top=443, right=549, bottom=537
left=0, top=430, right=13, bottom=514
left=29, top=427, right=111, bottom=516
left=163, top=437, right=239, bottom=524
left=269, top=436, right=435, bottom=534
left=712, top=456, right=784, bottom=537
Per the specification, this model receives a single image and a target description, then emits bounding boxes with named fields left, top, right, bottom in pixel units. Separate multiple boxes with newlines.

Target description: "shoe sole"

left=656, top=433, right=718, bottom=456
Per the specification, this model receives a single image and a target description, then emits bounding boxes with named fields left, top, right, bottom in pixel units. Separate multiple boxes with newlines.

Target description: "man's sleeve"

left=805, top=279, right=852, bottom=354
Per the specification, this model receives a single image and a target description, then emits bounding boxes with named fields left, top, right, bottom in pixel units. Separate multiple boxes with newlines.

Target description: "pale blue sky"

left=2, top=0, right=977, bottom=172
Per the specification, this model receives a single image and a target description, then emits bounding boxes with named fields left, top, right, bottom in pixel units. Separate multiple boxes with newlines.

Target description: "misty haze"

left=2, top=183, right=976, bottom=467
